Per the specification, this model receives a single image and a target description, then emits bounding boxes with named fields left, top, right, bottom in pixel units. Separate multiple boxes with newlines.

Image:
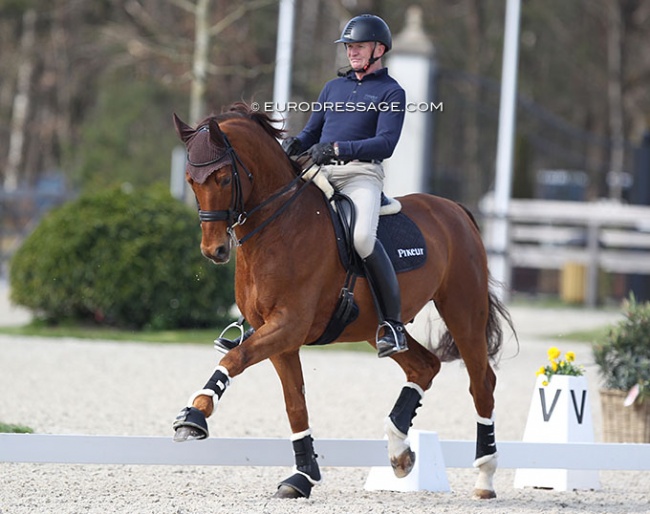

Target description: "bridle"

left=190, top=129, right=252, bottom=229
left=190, top=128, right=315, bottom=247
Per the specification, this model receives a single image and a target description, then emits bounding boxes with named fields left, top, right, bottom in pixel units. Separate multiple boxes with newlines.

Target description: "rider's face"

left=345, top=42, right=379, bottom=70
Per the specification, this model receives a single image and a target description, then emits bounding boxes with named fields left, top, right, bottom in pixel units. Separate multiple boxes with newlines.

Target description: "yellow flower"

left=542, top=380, right=549, bottom=386
left=548, top=346, right=561, bottom=361
left=535, top=347, right=584, bottom=380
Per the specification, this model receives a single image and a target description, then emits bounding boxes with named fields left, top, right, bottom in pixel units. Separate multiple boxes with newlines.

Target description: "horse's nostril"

left=201, top=245, right=230, bottom=263
left=215, top=245, right=230, bottom=260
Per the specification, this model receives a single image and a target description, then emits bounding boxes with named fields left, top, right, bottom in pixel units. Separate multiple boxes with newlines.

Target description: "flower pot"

left=600, top=389, right=650, bottom=443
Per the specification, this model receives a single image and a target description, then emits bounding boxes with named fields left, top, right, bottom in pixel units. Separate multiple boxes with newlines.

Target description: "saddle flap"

left=329, top=193, right=427, bottom=276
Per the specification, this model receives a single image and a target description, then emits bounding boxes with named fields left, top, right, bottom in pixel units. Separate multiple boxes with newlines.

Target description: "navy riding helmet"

left=335, top=14, right=392, bottom=52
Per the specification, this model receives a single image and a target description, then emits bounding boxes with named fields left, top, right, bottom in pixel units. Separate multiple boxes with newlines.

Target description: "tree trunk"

left=4, top=9, right=37, bottom=192
left=190, top=0, right=211, bottom=125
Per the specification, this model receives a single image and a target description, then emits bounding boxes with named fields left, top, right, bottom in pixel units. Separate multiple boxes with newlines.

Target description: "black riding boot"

left=363, top=241, right=408, bottom=358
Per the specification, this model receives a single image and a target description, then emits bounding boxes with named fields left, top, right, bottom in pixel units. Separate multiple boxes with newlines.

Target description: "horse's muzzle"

left=202, top=244, right=231, bottom=264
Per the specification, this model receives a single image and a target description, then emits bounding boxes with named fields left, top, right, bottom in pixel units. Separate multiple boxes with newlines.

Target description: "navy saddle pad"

left=330, top=193, right=427, bottom=275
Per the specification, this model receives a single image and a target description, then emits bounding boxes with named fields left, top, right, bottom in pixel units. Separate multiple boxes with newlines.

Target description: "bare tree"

left=135, top=0, right=275, bottom=124
left=4, top=9, right=36, bottom=192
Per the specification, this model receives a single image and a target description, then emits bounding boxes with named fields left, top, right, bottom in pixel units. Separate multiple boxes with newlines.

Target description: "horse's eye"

left=220, top=176, right=232, bottom=187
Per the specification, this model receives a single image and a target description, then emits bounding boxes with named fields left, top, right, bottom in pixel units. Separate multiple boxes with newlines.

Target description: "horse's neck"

left=247, top=152, right=298, bottom=205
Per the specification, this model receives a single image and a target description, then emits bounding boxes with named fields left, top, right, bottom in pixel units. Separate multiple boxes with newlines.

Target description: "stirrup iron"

left=376, top=321, right=408, bottom=358
left=214, top=316, right=246, bottom=354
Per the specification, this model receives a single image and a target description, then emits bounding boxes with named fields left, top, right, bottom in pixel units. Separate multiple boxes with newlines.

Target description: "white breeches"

left=323, top=161, right=384, bottom=259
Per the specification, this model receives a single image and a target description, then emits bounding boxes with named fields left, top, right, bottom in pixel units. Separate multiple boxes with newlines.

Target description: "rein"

left=196, top=138, right=316, bottom=247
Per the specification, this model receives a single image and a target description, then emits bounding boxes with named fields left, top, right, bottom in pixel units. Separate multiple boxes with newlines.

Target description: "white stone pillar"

left=384, top=6, right=437, bottom=197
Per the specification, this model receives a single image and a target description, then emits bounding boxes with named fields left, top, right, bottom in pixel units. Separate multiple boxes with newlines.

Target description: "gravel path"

left=1, top=289, right=648, bottom=513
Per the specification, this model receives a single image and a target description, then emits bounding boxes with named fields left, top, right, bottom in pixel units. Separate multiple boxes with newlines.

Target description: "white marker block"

left=364, top=430, right=451, bottom=492
left=514, top=375, right=600, bottom=491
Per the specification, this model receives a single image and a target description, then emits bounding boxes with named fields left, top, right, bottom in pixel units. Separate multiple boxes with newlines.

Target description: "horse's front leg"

left=269, top=351, right=321, bottom=499
left=172, top=320, right=294, bottom=442
left=172, top=364, right=230, bottom=441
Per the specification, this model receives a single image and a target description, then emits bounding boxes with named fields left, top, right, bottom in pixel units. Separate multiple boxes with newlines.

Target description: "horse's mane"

left=199, top=102, right=285, bottom=141
left=198, top=102, right=301, bottom=175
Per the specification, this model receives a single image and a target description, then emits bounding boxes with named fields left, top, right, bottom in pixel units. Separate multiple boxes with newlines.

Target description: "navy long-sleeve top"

left=296, top=68, right=406, bottom=162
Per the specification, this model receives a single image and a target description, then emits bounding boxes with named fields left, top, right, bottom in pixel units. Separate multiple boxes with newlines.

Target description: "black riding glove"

left=309, top=142, right=336, bottom=165
left=282, top=137, right=303, bottom=157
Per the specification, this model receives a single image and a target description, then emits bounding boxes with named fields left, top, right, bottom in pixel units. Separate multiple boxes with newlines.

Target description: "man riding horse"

left=218, top=14, right=408, bottom=358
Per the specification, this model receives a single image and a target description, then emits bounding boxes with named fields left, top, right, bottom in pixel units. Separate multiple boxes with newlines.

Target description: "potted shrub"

left=592, top=295, right=650, bottom=443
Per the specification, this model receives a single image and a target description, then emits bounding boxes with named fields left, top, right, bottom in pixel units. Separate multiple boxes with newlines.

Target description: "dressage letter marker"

left=514, top=375, right=600, bottom=491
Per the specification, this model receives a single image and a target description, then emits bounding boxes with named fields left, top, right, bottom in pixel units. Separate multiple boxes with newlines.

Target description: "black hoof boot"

left=376, top=321, right=408, bottom=358
left=275, top=433, right=321, bottom=499
left=172, top=406, right=209, bottom=441
left=274, top=474, right=314, bottom=499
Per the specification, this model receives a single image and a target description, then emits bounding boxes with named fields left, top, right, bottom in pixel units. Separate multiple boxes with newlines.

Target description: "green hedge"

left=10, top=185, right=235, bottom=330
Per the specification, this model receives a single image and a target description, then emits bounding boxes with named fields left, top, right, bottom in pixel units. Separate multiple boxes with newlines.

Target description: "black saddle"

left=330, top=192, right=427, bottom=276
left=307, top=191, right=427, bottom=346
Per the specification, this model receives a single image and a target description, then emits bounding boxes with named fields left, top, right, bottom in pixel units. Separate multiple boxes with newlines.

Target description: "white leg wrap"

left=186, top=388, right=216, bottom=408
left=290, top=428, right=313, bottom=441
left=384, top=417, right=409, bottom=462
left=476, top=413, right=494, bottom=425
left=292, top=469, right=322, bottom=485
left=404, top=381, right=425, bottom=398
left=213, top=365, right=231, bottom=388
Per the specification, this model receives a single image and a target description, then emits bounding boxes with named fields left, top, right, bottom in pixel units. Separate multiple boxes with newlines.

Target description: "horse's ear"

left=208, top=117, right=227, bottom=148
left=173, top=113, right=195, bottom=144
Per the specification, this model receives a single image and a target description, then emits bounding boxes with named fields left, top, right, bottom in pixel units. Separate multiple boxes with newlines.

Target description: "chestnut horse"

left=171, top=103, right=514, bottom=500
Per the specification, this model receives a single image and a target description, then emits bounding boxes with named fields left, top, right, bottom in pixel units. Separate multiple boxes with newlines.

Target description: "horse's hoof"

left=473, top=488, right=497, bottom=499
left=274, top=473, right=313, bottom=499
left=172, top=406, right=209, bottom=442
left=173, top=425, right=206, bottom=442
left=390, top=447, right=416, bottom=478
left=274, top=485, right=305, bottom=499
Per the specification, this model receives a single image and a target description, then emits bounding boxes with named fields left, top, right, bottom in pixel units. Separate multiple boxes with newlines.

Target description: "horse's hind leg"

left=384, top=332, right=441, bottom=478
left=435, top=295, right=498, bottom=499
left=269, top=351, right=321, bottom=500
left=466, top=361, right=498, bottom=499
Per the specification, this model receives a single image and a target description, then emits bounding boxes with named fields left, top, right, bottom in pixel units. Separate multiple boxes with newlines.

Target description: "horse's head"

left=173, top=112, right=251, bottom=264
left=173, top=105, right=293, bottom=264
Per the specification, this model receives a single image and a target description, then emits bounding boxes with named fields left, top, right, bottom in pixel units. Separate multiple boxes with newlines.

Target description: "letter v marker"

left=539, top=387, right=561, bottom=422
left=570, top=389, right=587, bottom=424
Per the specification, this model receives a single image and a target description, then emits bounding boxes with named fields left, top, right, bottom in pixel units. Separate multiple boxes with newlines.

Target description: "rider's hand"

left=282, top=137, right=303, bottom=157
left=309, top=142, right=336, bottom=165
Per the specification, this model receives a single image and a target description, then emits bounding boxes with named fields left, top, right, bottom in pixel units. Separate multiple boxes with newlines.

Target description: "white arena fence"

left=1, top=433, right=649, bottom=471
